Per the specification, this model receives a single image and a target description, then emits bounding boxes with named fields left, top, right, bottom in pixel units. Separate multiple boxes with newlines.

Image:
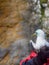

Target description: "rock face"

left=0, top=0, right=23, bottom=27
left=43, top=7, right=49, bottom=35
left=0, top=0, right=49, bottom=65
left=0, top=0, right=29, bottom=47
left=45, top=7, right=49, bottom=17
left=43, top=17, right=49, bottom=34
left=0, top=0, right=30, bottom=65
left=0, top=48, right=9, bottom=61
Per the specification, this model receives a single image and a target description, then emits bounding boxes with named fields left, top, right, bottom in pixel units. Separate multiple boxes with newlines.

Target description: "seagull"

left=30, top=29, right=49, bottom=51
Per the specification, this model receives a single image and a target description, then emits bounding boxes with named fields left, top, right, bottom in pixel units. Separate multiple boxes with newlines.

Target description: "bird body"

left=30, top=29, right=49, bottom=51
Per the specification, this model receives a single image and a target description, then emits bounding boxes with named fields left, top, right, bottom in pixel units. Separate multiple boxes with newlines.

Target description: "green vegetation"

left=40, top=0, right=48, bottom=3
left=40, top=0, right=48, bottom=17
left=40, top=7, right=45, bottom=17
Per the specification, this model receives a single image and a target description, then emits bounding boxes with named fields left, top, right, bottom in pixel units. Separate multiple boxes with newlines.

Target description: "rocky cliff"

left=0, top=0, right=30, bottom=65
left=0, top=0, right=49, bottom=65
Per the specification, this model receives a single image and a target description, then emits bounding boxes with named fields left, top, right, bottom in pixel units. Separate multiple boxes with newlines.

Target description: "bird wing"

left=29, top=38, right=47, bottom=50
left=29, top=40, right=37, bottom=49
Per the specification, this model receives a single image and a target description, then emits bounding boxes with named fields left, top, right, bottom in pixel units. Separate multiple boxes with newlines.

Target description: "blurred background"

left=0, top=0, right=49, bottom=65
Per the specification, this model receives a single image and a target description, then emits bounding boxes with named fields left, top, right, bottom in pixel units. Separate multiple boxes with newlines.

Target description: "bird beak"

left=32, top=33, right=36, bottom=37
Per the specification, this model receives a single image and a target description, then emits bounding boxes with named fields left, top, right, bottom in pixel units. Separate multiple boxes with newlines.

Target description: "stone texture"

left=0, top=0, right=30, bottom=65
left=45, top=7, right=49, bottom=17
left=42, top=17, right=49, bottom=34
left=0, top=48, right=9, bottom=61
left=0, top=0, right=49, bottom=65
left=0, top=0, right=27, bottom=27
left=7, top=39, right=29, bottom=65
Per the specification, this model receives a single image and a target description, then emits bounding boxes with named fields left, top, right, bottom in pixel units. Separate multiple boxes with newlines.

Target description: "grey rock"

left=9, top=39, right=29, bottom=58
left=7, top=39, right=30, bottom=65
left=27, top=0, right=37, bottom=3
left=42, top=3, right=47, bottom=8
left=33, top=0, right=37, bottom=3
left=43, top=18, right=49, bottom=29
left=45, top=7, right=49, bottom=17
left=0, top=48, right=9, bottom=60
left=21, top=10, right=32, bottom=21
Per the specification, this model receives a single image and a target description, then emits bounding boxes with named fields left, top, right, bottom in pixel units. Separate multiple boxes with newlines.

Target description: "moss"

left=40, top=7, right=45, bottom=17
left=48, top=4, right=49, bottom=7
left=40, top=0, right=48, bottom=3
left=40, top=0, right=48, bottom=17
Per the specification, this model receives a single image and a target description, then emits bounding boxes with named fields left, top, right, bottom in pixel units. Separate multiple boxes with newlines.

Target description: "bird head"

left=33, top=29, right=46, bottom=38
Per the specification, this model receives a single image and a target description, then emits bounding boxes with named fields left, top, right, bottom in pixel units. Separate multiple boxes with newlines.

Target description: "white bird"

left=30, top=29, right=49, bottom=51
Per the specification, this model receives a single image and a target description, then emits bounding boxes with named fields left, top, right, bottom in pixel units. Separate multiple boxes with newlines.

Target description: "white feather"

left=30, top=29, right=49, bottom=50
